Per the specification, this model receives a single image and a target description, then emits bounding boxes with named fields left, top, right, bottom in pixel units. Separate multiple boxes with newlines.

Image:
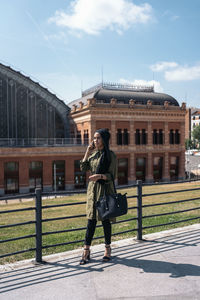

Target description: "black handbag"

left=96, top=175, right=128, bottom=220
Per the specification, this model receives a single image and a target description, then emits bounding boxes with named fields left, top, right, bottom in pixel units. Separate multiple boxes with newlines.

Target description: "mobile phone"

left=91, top=140, right=95, bottom=149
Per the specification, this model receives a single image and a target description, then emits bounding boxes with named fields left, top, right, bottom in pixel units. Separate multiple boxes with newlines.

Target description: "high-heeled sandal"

left=103, top=245, right=111, bottom=262
left=80, top=248, right=90, bottom=265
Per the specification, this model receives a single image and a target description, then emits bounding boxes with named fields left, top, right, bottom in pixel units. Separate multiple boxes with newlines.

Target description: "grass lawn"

left=0, top=181, right=200, bottom=264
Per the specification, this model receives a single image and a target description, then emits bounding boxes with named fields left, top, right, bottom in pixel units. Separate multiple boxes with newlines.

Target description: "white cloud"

left=119, top=78, right=163, bottom=92
left=150, top=61, right=178, bottom=72
left=48, top=0, right=153, bottom=35
left=165, top=64, right=200, bottom=81
left=162, top=10, right=180, bottom=22
left=151, top=61, right=200, bottom=82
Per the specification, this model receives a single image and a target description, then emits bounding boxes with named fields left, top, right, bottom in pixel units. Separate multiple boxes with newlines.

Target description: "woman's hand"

left=89, top=174, right=100, bottom=182
left=89, top=174, right=106, bottom=182
left=83, top=141, right=95, bottom=162
left=87, top=141, right=95, bottom=152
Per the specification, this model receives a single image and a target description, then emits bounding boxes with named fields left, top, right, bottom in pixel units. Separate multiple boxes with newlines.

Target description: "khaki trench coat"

left=80, top=150, right=117, bottom=221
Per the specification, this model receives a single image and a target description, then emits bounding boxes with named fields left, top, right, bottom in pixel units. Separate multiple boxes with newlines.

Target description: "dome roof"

left=94, top=88, right=179, bottom=106
left=68, top=82, right=179, bottom=107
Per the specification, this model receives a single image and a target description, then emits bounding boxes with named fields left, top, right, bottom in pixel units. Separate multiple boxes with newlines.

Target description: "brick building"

left=0, top=63, right=186, bottom=195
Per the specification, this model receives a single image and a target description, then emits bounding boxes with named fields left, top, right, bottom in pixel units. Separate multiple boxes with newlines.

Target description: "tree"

left=192, top=124, right=200, bottom=148
left=185, top=138, right=194, bottom=150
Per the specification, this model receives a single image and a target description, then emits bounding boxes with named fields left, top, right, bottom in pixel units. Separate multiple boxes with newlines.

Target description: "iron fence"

left=0, top=180, right=199, bottom=264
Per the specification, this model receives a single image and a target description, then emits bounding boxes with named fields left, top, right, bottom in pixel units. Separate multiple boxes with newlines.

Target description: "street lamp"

left=54, top=162, right=56, bottom=193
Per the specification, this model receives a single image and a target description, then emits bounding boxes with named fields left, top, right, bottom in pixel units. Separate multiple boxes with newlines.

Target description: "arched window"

left=123, top=129, right=129, bottom=145
left=135, top=129, right=140, bottom=145
left=117, top=129, right=122, bottom=145
left=159, top=129, right=163, bottom=144
left=175, top=130, right=180, bottom=144
left=84, top=129, right=89, bottom=145
left=142, top=129, right=147, bottom=145
left=153, top=129, right=158, bottom=144
left=169, top=130, right=174, bottom=144
left=76, top=131, right=81, bottom=144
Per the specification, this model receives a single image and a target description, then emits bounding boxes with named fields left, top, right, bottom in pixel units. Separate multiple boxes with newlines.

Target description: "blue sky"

left=0, top=0, right=200, bottom=107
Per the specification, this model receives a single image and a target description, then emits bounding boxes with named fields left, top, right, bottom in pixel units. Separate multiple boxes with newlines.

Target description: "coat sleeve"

left=104, top=152, right=117, bottom=184
left=80, top=159, right=90, bottom=172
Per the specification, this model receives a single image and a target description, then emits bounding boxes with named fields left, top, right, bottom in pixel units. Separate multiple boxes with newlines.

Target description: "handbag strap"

left=110, top=173, right=117, bottom=194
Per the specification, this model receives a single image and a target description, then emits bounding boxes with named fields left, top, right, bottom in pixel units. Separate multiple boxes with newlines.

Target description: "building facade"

left=191, top=110, right=200, bottom=130
left=69, top=83, right=186, bottom=186
left=0, top=64, right=186, bottom=195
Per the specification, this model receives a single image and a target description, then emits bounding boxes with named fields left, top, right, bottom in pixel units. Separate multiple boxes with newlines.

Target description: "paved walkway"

left=0, top=224, right=200, bottom=300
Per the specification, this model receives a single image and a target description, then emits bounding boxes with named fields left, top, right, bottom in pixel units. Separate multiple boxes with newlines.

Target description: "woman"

left=80, top=128, right=117, bottom=264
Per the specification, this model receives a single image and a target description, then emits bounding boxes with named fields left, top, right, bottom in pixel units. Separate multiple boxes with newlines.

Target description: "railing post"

left=35, top=188, right=42, bottom=263
left=137, top=180, right=143, bottom=241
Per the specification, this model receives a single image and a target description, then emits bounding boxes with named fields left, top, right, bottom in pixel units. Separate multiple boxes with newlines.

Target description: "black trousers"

left=84, top=219, right=111, bottom=246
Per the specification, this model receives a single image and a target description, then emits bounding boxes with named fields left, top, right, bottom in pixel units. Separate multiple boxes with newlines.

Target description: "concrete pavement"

left=0, top=223, right=200, bottom=300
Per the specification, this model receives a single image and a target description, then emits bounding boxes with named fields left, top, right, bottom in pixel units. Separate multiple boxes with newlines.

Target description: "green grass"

left=0, top=181, right=200, bottom=264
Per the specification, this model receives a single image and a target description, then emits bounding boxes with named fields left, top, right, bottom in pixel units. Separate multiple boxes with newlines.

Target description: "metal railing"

left=0, top=180, right=200, bottom=264
left=0, top=138, right=89, bottom=147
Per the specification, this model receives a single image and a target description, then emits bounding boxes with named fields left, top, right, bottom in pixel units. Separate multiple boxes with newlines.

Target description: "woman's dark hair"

left=95, top=129, right=111, bottom=183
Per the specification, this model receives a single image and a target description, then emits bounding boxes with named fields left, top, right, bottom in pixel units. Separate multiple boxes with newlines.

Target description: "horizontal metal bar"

left=142, top=178, right=200, bottom=187
left=43, top=226, right=87, bottom=236
left=128, top=206, right=137, bottom=210
left=143, top=206, right=200, bottom=219
left=114, top=217, right=138, bottom=224
left=142, top=187, right=200, bottom=198
left=0, top=234, right=36, bottom=244
left=142, top=197, right=200, bottom=208
left=142, top=216, right=200, bottom=230
left=0, top=193, right=35, bottom=201
left=0, top=247, right=36, bottom=259
left=41, top=190, right=86, bottom=197
left=42, top=239, right=85, bottom=249
left=42, top=201, right=86, bottom=209
left=111, top=228, right=137, bottom=236
left=0, top=207, right=35, bottom=214
left=42, top=223, right=105, bottom=237
left=42, top=214, right=86, bottom=223
left=0, top=220, right=35, bottom=229
left=126, top=195, right=137, bottom=199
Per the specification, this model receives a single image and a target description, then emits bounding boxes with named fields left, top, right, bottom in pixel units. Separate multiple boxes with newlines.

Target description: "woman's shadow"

left=113, top=256, right=200, bottom=278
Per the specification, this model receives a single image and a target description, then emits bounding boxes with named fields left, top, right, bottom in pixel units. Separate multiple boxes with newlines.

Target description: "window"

left=169, top=130, right=174, bottom=144
left=135, top=129, right=141, bottom=145
left=142, top=129, right=147, bottom=145
left=159, top=129, right=163, bottom=144
left=175, top=130, right=180, bottom=144
left=118, top=158, right=128, bottom=185
left=83, top=129, right=89, bottom=145
left=153, top=130, right=158, bottom=145
left=123, top=129, right=129, bottom=145
left=135, top=129, right=147, bottom=145
left=29, top=161, right=43, bottom=192
left=74, top=160, right=86, bottom=188
left=5, top=162, right=18, bottom=172
left=153, top=157, right=163, bottom=181
left=76, top=131, right=81, bottom=144
left=116, top=128, right=129, bottom=145
left=117, top=129, right=123, bottom=145
left=170, top=156, right=179, bottom=181
left=136, top=158, right=146, bottom=181
left=170, top=129, right=180, bottom=144
left=4, top=162, right=19, bottom=194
